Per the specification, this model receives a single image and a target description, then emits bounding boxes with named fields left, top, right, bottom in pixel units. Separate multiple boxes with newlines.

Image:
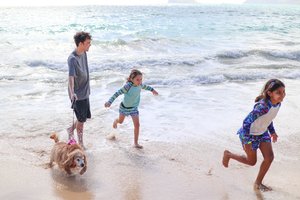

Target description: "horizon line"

left=1, top=1, right=299, bottom=8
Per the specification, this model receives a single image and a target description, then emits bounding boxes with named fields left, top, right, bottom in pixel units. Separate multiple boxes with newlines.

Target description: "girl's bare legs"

left=254, top=142, right=274, bottom=191
left=223, top=144, right=257, bottom=167
left=131, top=115, right=142, bottom=149
left=113, top=114, right=125, bottom=129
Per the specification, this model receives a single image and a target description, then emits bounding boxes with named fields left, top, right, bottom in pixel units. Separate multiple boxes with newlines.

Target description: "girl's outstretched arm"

left=141, top=84, right=153, bottom=91
left=106, top=82, right=133, bottom=106
left=152, top=90, right=158, bottom=96
left=141, top=84, right=158, bottom=95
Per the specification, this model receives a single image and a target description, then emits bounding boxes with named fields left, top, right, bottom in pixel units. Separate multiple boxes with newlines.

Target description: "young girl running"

left=222, top=79, right=285, bottom=192
left=105, top=69, right=158, bottom=149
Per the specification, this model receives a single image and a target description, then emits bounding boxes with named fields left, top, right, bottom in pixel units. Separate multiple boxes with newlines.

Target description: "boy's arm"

left=68, top=76, right=77, bottom=101
left=68, top=58, right=77, bottom=101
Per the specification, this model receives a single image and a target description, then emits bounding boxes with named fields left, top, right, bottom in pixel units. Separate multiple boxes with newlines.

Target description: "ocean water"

left=0, top=5, right=300, bottom=162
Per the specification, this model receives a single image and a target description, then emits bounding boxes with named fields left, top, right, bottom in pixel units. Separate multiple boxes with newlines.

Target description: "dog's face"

left=74, top=154, right=86, bottom=168
left=66, top=148, right=87, bottom=175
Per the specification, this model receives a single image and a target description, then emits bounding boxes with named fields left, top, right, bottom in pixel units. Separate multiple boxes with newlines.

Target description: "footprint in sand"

left=106, top=133, right=116, bottom=140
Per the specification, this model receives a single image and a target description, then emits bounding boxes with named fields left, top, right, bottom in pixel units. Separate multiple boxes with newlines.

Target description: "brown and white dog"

left=49, top=133, right=87, bottom=175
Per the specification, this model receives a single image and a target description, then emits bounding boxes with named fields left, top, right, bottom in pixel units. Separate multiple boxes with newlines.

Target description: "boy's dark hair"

left=255, top=79, right=285, bottom=102
left=74, top=31, right=92, bottom=47
left=127, top=69, right=143, bottom=82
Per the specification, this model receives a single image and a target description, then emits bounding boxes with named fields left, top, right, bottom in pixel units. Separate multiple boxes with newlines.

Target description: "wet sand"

left=1, top=135, right=300, bottom=200
left=1, top=79, right=300, bottom=200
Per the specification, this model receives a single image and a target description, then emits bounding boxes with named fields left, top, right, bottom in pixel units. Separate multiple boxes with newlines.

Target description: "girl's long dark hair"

left=255, top=79, right=285, bottom=102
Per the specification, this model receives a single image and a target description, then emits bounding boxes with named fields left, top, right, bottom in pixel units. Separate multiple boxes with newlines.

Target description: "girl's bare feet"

left=222, top=150, right=230, bottom=168
left=254, top=183, right=272, bottom=192
left=106, top=133, right=116, bottom=140
left=113, top=119, right=118, bottom=129
left=134, top=144, right=143, bottom=149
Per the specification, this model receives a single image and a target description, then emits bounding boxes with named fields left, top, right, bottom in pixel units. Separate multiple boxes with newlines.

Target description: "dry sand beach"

left=1, top=80, right=300, bottom=200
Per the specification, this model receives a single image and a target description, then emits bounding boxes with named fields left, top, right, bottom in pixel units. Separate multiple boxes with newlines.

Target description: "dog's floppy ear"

left=80, top=154, right=87, bottom=175
left=63, top=153, right=74, bottom=174
left=63, top=154, right=73, bottom=167
left=63, top=144, right=80, bottom=167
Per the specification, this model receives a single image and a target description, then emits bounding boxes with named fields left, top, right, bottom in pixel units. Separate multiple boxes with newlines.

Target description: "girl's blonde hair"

left=127, top=69, right=143, bottom=82
left=255, top=79, right=285, bottom=102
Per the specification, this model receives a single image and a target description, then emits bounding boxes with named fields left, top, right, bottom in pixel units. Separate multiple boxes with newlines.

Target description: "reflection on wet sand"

left=119, top=147, right=146, bottom=200
left=254, top=189, right=264, bottom=200
left=123, top=169, right=142, bottom=200
left=50, top=168, right=94, bottom=200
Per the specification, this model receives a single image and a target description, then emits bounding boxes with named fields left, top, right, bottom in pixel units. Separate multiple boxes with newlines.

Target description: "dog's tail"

left=50, top=133, right=59, bottom=143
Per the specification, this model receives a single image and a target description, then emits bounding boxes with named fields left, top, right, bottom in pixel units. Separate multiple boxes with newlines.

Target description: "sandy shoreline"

left=1, top=79, right=300, bottom=200
left=1, top=136, right=300, bottom=200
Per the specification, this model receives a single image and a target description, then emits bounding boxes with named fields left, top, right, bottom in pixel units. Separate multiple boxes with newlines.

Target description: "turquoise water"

left=1, top=5, right=300, bottom=82
left=0, top=4, right=300, bottom=142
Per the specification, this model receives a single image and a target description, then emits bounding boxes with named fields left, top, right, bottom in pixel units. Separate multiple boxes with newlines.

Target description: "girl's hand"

left=271, top=133, right=278, bottom=143
left=104, top=102, right=111, bottom=108
left=152, top=90, right=158, bottom=96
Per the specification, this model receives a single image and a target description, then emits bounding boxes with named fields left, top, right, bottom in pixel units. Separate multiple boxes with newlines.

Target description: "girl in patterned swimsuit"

left=222, top=79, right=286, bottom=192
left=105, top=69, right=158, bottom=149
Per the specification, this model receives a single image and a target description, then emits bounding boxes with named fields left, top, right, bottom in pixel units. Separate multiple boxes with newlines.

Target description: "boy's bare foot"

left=134, top=144, right=143, bottom=149
left=254, top=183, right=272, bottom=192
left=113, top=119, right=118, bottom=129
left=222, top=150, right=230, bottom=168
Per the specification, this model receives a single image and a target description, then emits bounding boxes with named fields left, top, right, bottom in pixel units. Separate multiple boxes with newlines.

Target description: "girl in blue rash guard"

left=222, top=79, right=286, bottom=192
left=105, top=69, right=158, bottom=149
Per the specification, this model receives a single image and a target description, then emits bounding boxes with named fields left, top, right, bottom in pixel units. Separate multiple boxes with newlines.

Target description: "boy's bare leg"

left=132, top=115, right=142, bottom=149
left=76, top=121, right=85, bottom=149
left=67, top=121, right=76, bottom=140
